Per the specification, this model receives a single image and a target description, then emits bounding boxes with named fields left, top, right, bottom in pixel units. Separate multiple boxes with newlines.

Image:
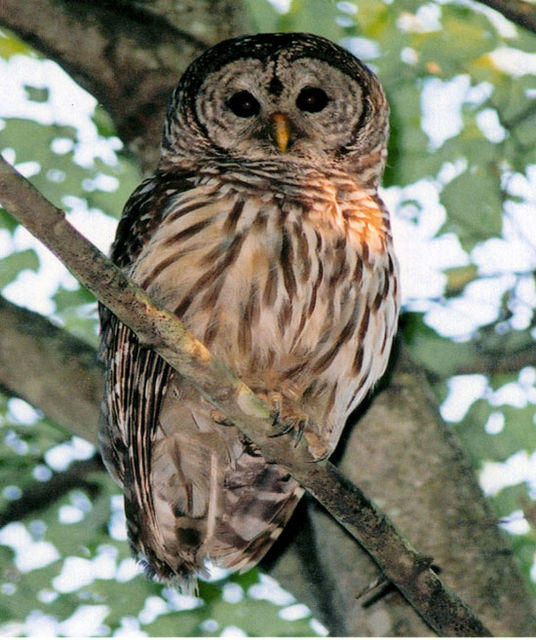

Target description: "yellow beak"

left=271, top=113, right=291, bottom=153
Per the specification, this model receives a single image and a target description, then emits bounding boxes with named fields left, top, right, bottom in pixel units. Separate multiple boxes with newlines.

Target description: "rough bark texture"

left=1, top=285, right=534, bottom=635
left=1, top=0, right=535, bottom=636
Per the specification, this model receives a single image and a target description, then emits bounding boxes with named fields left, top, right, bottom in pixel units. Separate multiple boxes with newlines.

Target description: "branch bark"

left=0, top=456, right=103, bottom=528
left=0, top=0, right=250, bottom=172
left=473, top=0, right=536, bottom=33
left=3, top=290, right=534, bottom=635
left=0, top=154, right=496, bottom=637
left=0, top=295, right=101, bottom=443
left=452, top=343, right=536, bottom=375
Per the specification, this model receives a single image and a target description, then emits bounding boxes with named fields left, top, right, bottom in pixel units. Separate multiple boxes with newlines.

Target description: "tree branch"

left=0, top=295, right=101, bottom=443
left=452, top=342, right=536, bottom=375
left=2, top=294, right=533, bottom=635
left=473, top=0, right=536, bottom=33
left=0, top=156, right=492, bottom=636
left=0, top=0, right=250, bottom=171
left=0, top=456, right=103, bottom=528
left=129, top=0, right=252, bottom=42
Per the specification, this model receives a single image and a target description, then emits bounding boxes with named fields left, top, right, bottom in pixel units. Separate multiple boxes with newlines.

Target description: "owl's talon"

left=260, top=392, right=311, bottom=447
left=268, top=420, right=295, bottom=438
left=292, top=419, right=306, bottom=447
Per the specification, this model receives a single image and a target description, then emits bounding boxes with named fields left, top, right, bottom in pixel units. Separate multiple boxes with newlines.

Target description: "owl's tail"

left=124, top=399, right=303, bottom=592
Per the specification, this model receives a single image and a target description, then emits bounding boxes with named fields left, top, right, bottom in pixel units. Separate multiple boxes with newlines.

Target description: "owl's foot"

left=302, top=432, right=330, bottom=461
left=209, top=409, right=234, bottom=426
left=261, top=392, right=329, bottom=460
left=263, top=392, right=305, bottom=444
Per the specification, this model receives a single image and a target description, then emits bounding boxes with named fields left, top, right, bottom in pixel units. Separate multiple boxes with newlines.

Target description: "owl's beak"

left=270, top=113, right=291, bottom=153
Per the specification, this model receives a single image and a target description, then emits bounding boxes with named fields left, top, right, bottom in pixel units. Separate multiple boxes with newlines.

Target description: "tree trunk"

left=266, top=344, right=534, bottom=635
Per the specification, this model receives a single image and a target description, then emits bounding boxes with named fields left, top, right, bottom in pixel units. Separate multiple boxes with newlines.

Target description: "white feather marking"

left=206, top=452, right=218, bottom=541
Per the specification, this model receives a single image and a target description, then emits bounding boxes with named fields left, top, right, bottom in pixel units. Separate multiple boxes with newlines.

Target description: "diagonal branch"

left=0, top=156, right=491, bottom=636
left=0, top=295, right=102, bottom=443
left=3, top=294, right=533, bottom=635
left=473, top=0, right=536, bottom=33
left=0, top=456, right=103, bottom=528
left=0, top=0, right=250, bottom=171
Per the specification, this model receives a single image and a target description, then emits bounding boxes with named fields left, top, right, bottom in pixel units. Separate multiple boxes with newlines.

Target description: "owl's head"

left=161, top=33, right=389, bottom=189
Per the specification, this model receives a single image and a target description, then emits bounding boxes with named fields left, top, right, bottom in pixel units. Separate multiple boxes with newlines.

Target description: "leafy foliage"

left=1, top=0, right=536, bottom=635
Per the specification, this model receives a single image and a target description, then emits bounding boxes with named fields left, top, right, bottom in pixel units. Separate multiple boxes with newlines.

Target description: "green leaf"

left=404, top=313, right=475, bottom=378
left=242, top=0, right=281, bottom=32
left=0, top=207, right=19, bottom=233
left=444, top=265, right=479, bottom=297
left=0, top=249, right=40, bottom=288
left=440, top=169, right=503, bottom=250
left=142, top=609, right=204, bottom=636
left=455, top=397, right=536, bottom=467
left=24, top=85, right=49, bottom=103
left=280, top=0, right=345, bottom=41
left=490, top=483, right=531, bottom=519
left=415, top=6, right=498, bottom=76
left=0, top=31, right=34, bottom=59
left=53, top=285, right=95, bottom=312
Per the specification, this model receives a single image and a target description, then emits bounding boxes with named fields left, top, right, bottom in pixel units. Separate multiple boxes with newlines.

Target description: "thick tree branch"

left=452, top=342, right=536, bottom=375
left=473, top=0, right=536, bottom=33
left=0, top=156, right=493, bottom=636
left=0, top=295, right=101, bottom=443
left=2, top=294, right=533, bottom=635
left=0, top=0, right=250, bottom=171
left=129, top=0, right=252, bottom=42
left=0, top=456, right=103, bottom=528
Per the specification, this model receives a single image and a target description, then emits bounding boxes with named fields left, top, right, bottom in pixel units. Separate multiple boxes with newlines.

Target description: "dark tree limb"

left=0, top=456, right=103, bottom=528
left=0, top=0, right=250, bottom=171
left=129, top=0, right=253, bottom=41
left=0, top=295, right=102, bottom=443
left=0, top=153, right=494, bottom=637
left=473, top=0, right=536, bottom=33
left=2, top=299, right=535, bottom=635
left=451, top=342, right=536, bottom=375
left=2, top=291, right=534, bottom=635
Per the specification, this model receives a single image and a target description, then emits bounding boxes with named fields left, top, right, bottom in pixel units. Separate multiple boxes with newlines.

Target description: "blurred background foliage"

left=1, top=0, right=536, bottom=635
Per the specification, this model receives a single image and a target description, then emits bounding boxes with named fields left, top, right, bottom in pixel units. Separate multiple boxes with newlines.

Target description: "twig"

left=0, top=155, right=492, bottom=637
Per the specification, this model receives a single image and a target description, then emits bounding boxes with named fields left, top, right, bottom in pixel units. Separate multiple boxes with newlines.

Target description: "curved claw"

left=268, top=421, right=295, bottom=438
left=293, top=420, right=306, bottom=447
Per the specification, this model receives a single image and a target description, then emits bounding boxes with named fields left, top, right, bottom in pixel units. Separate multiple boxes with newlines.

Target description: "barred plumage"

left=99, top=32, right=399, bottom=590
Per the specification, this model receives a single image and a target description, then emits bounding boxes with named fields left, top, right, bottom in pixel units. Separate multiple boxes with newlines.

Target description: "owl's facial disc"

left=192, top=53, right=373, bottom=162
left=178, top=35, right=390, bottom=174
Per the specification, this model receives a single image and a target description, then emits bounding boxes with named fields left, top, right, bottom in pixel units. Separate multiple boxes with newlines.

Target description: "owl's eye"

left=296, top=86, right=330, bottom=113
left=227, top=91, right=261, bottom=118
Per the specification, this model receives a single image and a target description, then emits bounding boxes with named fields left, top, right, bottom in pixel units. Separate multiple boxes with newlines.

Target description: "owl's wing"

left=98, top=170, right=195, bottom=484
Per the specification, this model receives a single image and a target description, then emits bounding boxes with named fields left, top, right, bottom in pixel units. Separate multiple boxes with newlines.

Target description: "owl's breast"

left=130, top=180, right=399, bottom=427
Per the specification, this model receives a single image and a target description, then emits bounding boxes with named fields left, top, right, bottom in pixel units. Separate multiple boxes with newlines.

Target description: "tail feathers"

left=209, top=483, right=304, bottom=573
left=205, top=449, right=304, bottom=572
left=123, top=490, right=207, bottom=594
left=123, top=402, right=304, bottom=590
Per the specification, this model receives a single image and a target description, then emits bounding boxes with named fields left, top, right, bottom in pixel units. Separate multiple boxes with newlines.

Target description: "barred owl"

left=99, top=32, right=399, bottom=591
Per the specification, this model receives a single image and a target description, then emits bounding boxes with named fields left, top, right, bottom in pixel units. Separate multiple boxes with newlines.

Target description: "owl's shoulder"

left=111, top=170, right=196, bottom=268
